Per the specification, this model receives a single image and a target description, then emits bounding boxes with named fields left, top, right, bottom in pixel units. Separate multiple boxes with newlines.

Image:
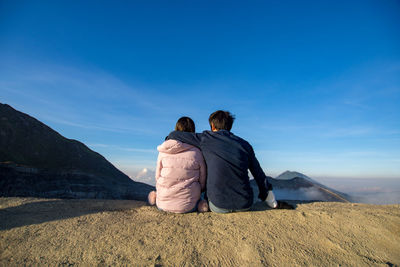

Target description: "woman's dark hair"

left=175, top=117, right=195, bottom=132
left=208, top=110, right=235, bottom=131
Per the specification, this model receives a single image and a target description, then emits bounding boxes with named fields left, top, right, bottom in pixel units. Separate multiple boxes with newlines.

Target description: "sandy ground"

left=1, top=197, right=399, bottom=266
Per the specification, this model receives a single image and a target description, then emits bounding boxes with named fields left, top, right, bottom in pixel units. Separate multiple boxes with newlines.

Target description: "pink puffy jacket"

left=155, top=139, right=206, bottom=213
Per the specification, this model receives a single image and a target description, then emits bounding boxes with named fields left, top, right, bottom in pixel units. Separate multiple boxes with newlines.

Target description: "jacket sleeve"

left=155, top=153, right=162, bottom=181
left=167, top=131, right=202, bottom=148
left=248, top=144, right=269, bottom=201
left=199, top=155, right=207, bottom=192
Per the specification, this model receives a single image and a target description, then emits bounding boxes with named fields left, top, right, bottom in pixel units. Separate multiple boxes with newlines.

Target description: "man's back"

left=168, top=130, right=268, bottom=210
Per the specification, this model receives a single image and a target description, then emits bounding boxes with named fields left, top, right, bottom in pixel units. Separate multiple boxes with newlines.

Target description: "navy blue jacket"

left=167, top=130, right=269, bottom=210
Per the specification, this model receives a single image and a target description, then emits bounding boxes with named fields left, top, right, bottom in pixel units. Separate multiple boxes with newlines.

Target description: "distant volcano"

left=0, top=103, right=154, bottom=200
left=132, top=168, right=156, bottom=186
left=252, top=171, right=351, bottom=202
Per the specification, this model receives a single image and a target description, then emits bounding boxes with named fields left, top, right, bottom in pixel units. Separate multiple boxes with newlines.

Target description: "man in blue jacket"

left=167, top=110, right=277, bottom=213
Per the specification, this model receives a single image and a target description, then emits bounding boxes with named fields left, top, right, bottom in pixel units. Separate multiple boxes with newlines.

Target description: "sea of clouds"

left=130, top=168, right=400, bottom=205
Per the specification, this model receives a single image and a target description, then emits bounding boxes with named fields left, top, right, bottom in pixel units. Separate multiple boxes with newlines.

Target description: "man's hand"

left=258, top=190, right=267, bottom=202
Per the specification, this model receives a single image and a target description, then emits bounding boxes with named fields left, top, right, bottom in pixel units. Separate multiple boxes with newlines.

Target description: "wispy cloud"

left=88, top=143, right=157, bottom=154
left=257, top=148, right=400, bottom=178
left=40, top=114, right=159, bottom=135
left=259, top=122, right=376, bottom=138
left=342, top=99, right=371, bottom=110
left=0, top=61, right=184, bottom=135
left=322, top=127, right=374, bottom=138
left=260, top=149, right=400, bottom=161
left=2, top=62, right=163, bottom=111
left=318, top=61, right=400, bottom=108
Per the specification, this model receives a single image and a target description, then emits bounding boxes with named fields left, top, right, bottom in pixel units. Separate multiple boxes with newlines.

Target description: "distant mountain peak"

left=133, top=168, right=156, bottom=185
left=276, top=170, right=312, bottom=181
left=260, top=170, right=351, bottom=202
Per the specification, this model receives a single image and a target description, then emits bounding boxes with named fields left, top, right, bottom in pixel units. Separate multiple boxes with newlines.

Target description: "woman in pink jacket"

left=148, top=117, right=208, bottom=213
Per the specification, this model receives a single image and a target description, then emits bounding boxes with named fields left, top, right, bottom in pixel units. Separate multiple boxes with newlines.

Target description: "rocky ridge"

left=0, top=103, right=154, bottom=200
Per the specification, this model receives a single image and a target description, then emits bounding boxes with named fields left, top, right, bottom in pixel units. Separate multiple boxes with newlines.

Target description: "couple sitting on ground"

left=148, top=110, right=278, bottom=213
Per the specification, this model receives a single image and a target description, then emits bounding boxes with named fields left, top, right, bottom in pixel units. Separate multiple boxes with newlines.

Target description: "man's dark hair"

left=175, top=117, right=195, bottom=132
left=208, top=110, right=235, bottom=131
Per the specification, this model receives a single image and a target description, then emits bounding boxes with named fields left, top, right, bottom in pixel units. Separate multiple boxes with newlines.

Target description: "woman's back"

left=155, top=139, right=206, bottom=213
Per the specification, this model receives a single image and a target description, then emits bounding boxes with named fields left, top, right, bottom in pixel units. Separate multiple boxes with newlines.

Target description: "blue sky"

left=1, top=1, right=400, bottom=179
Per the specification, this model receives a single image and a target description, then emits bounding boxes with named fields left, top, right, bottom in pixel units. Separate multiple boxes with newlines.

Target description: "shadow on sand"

left=0, top=198, right=147, bottom=231
left=251, top=200, right=320, bottom=212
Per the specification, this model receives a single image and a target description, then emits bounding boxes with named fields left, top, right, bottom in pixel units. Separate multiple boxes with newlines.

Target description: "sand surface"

left=1, top=197, right=399, bottom=266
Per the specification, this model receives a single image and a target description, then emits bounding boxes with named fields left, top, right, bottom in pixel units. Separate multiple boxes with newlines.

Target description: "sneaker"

left=197, top=199, right=209, bottom=212
left=266, top=190, right=277, bottom=208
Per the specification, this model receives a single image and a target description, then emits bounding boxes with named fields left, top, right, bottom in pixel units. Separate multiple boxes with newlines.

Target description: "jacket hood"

left=157, top=139, right=194, bottom=154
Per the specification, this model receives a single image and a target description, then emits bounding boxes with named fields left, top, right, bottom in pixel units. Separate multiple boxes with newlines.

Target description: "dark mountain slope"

left=0, top=103, right=153, bottom=200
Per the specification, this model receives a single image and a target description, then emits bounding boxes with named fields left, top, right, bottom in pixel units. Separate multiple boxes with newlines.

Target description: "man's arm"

left=248, top=145, right=269, bottom=201
left=199, top=156, right=207, bottom=192
left=167, top=131, right=203, bottom=148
